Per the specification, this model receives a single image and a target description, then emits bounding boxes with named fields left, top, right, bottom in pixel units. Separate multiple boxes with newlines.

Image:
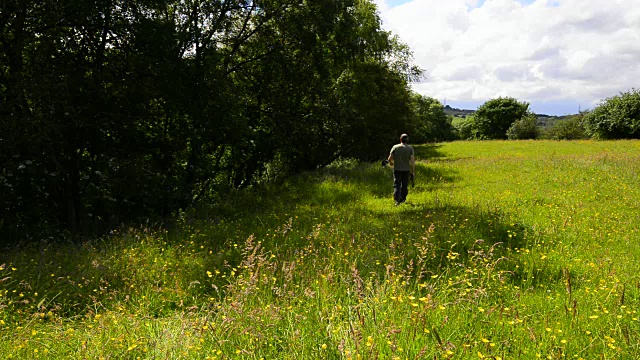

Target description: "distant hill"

left=535, top=114, right=577, bottom=128
left=443, top=105, right=475, bottom=118
left=443, top=105, right=578, bottom=128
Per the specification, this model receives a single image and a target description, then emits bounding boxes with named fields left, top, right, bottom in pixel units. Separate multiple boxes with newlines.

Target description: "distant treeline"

left=445, top=105, right=573, bottom=123
left=446, top=90, right=640, bottom=141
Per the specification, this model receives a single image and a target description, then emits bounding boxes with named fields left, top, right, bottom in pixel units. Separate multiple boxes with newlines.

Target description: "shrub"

left=453, top=116, right=475, bottom=140
left=507, top=113, right=539, bottom=140
left=582, top=89, right=640, bottom=139
left=541, top=115, right=588, bottom=140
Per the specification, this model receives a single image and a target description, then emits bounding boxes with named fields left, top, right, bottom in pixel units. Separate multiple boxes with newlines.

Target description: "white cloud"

left=376, top=0, right=640, bottom=114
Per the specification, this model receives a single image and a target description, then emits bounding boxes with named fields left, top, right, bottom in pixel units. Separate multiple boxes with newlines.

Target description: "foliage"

left=506, top=113, right=540, bottom=140
left=582, top=88, right=640, bottom=139
left=0, top=0, right=421, bottom=240
left=472, top=97, right=530, bottom=139
left=409, top=94, right=456, bottom=143
left=2, top=141, right=640, bottom=358
left=452, top=116, right=474, bottom=140
left=540, top=114, right=589, bottom=140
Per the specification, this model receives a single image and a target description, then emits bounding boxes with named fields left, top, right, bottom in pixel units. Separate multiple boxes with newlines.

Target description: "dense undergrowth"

left=1, top=140, right=640, bottom=359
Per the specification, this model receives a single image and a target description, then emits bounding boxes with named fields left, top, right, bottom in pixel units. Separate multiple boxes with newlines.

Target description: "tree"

left=410, top=94, right=456, bottom=142
left=472, top=97, right=530, bottom=139
left=582, top=89, right=640, bottom=139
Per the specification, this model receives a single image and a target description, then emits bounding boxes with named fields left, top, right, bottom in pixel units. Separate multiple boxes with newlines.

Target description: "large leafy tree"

left=582, top=89, right=640, bottom=139
left=471, top=97, right=530, bottom=140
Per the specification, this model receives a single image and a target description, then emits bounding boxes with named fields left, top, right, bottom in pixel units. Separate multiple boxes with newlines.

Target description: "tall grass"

left=1, top=140, right=639, bottom=359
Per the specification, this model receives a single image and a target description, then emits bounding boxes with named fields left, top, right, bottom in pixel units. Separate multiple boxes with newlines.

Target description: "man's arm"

left=388, top=153, right=394, bottom=167
left=410, top=155, right=415, bottom=174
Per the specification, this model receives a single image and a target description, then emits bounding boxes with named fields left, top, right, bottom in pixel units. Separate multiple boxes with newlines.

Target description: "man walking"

left=388, top=134, right=415, bottom=206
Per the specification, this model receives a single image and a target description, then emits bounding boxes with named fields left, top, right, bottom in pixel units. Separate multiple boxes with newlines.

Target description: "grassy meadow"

left=1, top=140, right=640, bottom=359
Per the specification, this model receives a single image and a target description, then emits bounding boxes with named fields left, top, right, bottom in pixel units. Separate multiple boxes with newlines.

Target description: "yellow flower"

left=321, top=344, right=327, bottom=350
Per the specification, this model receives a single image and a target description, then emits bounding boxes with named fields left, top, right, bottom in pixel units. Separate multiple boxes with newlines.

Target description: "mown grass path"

left=2, top=140, right=640, bottom=359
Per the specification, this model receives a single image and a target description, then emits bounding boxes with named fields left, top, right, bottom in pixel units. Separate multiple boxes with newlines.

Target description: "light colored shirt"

left=389, top=143, right=414, bottom=171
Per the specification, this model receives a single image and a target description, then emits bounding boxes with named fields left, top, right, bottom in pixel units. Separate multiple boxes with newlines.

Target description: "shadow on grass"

left=0, top=147, right=568, bottom=318
left=414, top=143, right=447, bottom=161
left=189, top=154, right=564, bottom=291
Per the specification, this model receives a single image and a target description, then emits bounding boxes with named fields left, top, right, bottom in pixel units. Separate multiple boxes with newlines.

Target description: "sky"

left=372, top=0, right=640, bottom=115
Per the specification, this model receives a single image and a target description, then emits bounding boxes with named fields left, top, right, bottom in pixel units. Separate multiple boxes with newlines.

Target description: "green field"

left=2, top=140, right=640, bottom=359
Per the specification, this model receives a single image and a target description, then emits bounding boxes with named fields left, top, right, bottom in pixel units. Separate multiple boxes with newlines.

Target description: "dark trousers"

left=393, top=170, right=410, bottom=203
